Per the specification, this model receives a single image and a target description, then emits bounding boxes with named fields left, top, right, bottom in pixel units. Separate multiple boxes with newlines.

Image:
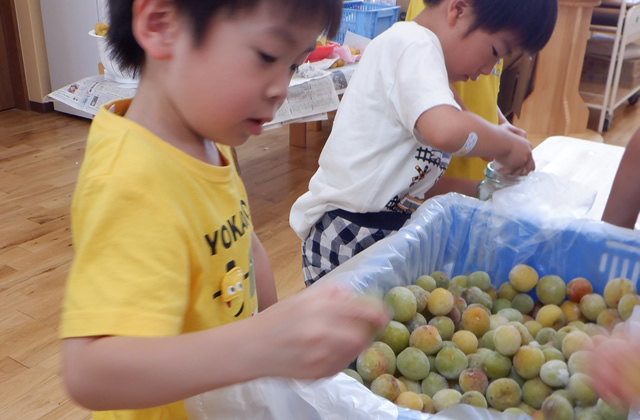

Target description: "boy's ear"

left=131, top=0, right=180, bottom=60
left=446, top=0, right=471, bottom=27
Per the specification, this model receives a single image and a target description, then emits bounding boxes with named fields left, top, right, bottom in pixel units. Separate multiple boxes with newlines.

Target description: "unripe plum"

left=536, top=275, right=567, bottom=306
left=498, top=282, right=519, bottom=301
left=541, top=394, right=574, bottom=420
left=394, top=390, right=424, bottom=411
left=536, top=304, right=566, bottom=329
left=415, top=275, right=437, bottom=292
left=513, top=345, right=545, bottom=379
left=407, top=285, right=429, bottom=313
left=603, top=277, right=636, bottom=309
left=356, top=347, right=388, bottom=381
left=580, top=294, right=607, bottom=322
left=509, top=264, right=539, bottom=292
left=562, top=330, right=594, bottom=359
left=384, top=286, right=417, bottom=323
left=378, top=320, right=410, bottom=355
left=493, top=325, right=522, bottom=356
left=371, top=341, right=397, bottom=375
left=409, top=324, right=442, bottom=355
left=428, top=288, right=454, bottom=316
left=486, top=378, right=522, bottom=410
left=430, top=271, right=449, bottom=289
left=421, top=371, right=448, bottom=397
left=522, top=377, right=553, bottom=409
left=452, top=330, right=478, bottom=355
left=461, top=305, right=490, bottom=337
left=468, top=271, right=492, bottom=291
left=460, top=390, right=487, bottom=408
left=512, top=293, right=535, bottom=314
left=483, top=350, right=512, bottom=379
left=435, top=346, right=468, bottom=379
left=458, top=367, right=488, bottom=394
left=539, top=360, right=570, bottom=387
left=617, top=293, right=640, bottom=320
left=568, top=372, right=598, bottom=406
left=432, top=388, right=462, bottom=412
left=397, top=347, right=431, bottom=381
left=370, top=373, right=402, bottom=401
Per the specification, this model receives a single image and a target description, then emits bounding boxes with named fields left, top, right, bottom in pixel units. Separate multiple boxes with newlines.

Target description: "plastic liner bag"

left=491, top=171, right=596, bottom=223
left=185, top=372, right=529, bottom=420
left=186, top=189, right=640, bottom=420
left=324, top=192, right=639, bottom=298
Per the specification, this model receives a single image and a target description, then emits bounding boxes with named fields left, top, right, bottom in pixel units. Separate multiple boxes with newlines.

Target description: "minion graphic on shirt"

left=213, top=253, right=258, bottom=320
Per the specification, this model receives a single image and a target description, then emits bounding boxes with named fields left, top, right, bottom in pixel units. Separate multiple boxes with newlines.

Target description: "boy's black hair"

left=424, top=0, right=558, bottom=53
left=108, top=0, right=343, bottom=76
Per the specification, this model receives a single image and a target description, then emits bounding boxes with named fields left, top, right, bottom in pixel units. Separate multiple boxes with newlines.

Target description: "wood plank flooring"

left=0, top=103, right=637, bottom=419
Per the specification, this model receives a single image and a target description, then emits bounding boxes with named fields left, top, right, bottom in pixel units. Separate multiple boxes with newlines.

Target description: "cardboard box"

left=581, top=54, right=640, bottom=89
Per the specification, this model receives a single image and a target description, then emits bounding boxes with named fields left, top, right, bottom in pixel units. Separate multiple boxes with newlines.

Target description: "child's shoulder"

left=374, top=21, right=438, bottom=48
left=83, top=104, right=173, bottom=182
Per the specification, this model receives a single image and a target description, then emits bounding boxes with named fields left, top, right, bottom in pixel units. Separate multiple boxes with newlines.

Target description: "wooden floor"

left=0, top=102, right=637, bottom=418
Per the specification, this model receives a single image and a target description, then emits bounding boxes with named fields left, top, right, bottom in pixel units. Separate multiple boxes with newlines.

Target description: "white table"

left=532, top=136, right=639, bottom=229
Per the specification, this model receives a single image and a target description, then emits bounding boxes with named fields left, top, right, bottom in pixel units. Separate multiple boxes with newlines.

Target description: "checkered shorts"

left=301, top=210, right=409, bottom=286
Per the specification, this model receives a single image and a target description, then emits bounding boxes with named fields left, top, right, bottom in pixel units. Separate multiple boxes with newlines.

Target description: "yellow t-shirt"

left=406, top=0, right=501, bottom=181
left=60, top=99, right=259, bottom=420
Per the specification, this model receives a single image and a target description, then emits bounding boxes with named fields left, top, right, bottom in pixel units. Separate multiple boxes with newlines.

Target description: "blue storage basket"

left=333, top=1, right=401, bottom=45
left=323, top=194, right=640, bottom=297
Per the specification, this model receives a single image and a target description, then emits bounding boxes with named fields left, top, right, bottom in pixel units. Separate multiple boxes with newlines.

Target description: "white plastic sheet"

left=185, top=373, right=529, bottom=420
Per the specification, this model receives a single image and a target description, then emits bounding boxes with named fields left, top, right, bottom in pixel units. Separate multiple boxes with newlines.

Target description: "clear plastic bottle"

left=477, top=161, right=526, bottom=201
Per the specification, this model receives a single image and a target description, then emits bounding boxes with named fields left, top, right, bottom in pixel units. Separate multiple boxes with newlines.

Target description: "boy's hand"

left=501, top=121, right=527, bottom=139
left=494, top=126, right=534, bottom=176
left=256, top=282, right=391, bottom=380
left=590, top=335, right=640, bottom=409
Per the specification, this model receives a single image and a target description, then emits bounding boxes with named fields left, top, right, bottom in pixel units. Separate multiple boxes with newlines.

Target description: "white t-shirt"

left=290, top=22, right=460, bottom=239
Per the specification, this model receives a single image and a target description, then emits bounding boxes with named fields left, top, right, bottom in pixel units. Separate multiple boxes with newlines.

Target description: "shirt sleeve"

left=61, top=172, right=190, bottom=338
left=389, top=35, right=461, bottom=135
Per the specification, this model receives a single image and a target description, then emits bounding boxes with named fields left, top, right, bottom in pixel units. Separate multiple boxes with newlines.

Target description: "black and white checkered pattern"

left=301, top=211, right=395, bottom=286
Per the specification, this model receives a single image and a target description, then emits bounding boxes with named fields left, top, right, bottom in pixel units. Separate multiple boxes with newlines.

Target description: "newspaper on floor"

left=46, top=75, right=137, bottom=117
left=264, top=74, right=340, bottom=128
left=47, top=71, right=341, bottom=127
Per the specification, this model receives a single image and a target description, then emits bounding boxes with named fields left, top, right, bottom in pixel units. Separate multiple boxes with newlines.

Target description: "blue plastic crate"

left=333, top=1, right=401, bottom=45
left=324, top=194, right=640, bottom=296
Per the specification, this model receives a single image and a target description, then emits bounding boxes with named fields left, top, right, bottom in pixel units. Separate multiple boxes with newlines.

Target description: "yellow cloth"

left=406, top=0, right=501, bottom=181
left=61, top=99, right=259, bottom=420
left=405, top=0, right=426, bottom=22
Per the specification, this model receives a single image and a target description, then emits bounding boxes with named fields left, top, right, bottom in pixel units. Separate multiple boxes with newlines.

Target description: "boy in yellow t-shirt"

left=406, top=0, right=527, bottom=193
left=59, top=1, right=390, bottom=419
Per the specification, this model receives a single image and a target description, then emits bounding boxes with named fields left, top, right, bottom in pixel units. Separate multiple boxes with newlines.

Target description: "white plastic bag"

left=491, top=171, right=596, bottom=224
left=185, top=373, right=529, bottom=420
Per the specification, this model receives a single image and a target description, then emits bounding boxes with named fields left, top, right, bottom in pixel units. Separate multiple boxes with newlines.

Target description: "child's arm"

left=602, top=127, right=640, bottom=229
left=251, top=232, right=278, bottom=310
left=416, top=105, right=534, bottom=175
left=63, top=282, right=390, bottom=411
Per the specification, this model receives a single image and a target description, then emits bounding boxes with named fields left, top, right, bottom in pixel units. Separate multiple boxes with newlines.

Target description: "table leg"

left=289, top=123, right=307, bottom=148
left=308, top=121, right=322, bottom=131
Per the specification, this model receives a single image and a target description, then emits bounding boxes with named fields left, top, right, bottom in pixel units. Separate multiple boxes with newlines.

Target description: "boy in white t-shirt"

left=290, top=0, right=558, bottom=285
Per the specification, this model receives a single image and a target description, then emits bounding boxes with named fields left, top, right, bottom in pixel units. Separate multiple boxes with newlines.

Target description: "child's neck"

left=413, top=4, right=447, bottom=36
left=125, top=76, right=223, bottom=167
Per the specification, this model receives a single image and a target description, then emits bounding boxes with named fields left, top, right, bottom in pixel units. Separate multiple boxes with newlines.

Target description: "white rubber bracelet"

left=453, top=131, right=478, bottom=156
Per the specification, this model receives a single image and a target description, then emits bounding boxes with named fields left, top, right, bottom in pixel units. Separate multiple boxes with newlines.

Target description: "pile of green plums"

left=342, top=265, right=639, bottom=418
